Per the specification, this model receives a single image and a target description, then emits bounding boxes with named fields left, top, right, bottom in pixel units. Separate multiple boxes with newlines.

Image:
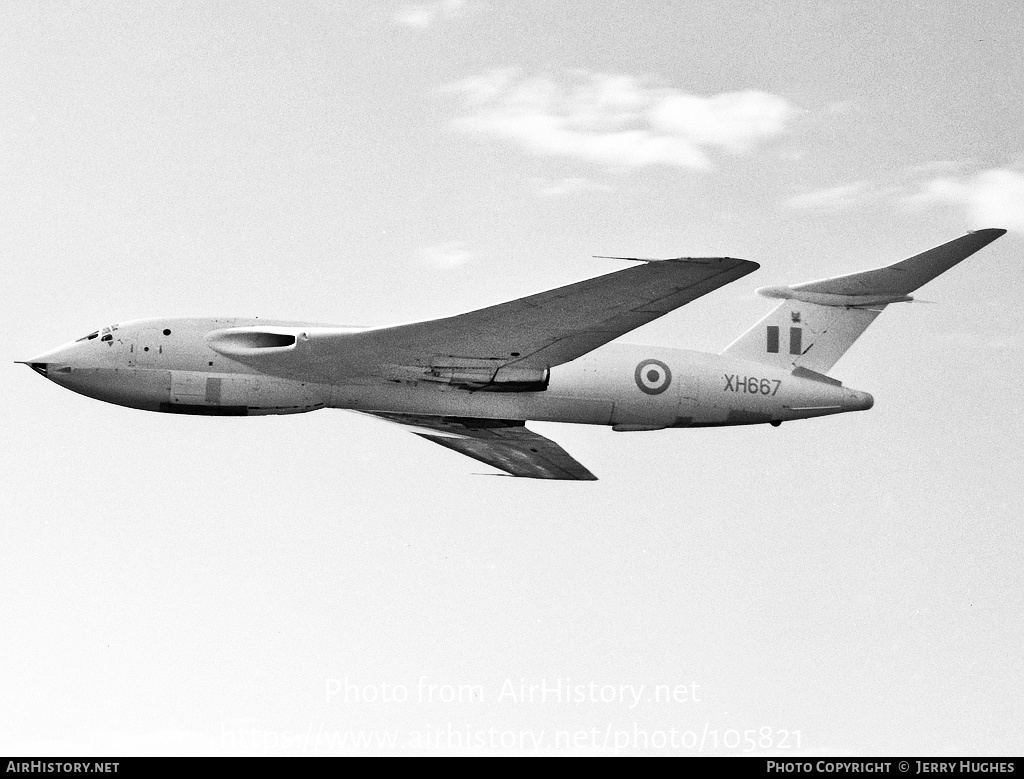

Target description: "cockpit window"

left=76, top=324, right=118, bottom=343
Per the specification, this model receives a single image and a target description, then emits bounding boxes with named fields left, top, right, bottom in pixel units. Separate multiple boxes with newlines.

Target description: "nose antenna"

left=15, top=360, right=49, bottom=377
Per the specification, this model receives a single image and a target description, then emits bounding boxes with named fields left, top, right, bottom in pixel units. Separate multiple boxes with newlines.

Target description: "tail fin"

left=723, top=229, right=1006, bottom=374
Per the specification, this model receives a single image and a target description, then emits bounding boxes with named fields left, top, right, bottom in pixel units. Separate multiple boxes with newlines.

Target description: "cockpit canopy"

left=76, top=324, right=119, bottom=343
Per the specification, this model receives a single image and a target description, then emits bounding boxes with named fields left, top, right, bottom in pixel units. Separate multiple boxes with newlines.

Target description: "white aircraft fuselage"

left=27, top=316, right=872, bottom=429
left=22, top=229, right=1004, bottom=479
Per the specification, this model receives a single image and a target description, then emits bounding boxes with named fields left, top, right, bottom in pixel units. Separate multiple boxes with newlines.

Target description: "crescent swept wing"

left=208, top=256, right=759, bottom=386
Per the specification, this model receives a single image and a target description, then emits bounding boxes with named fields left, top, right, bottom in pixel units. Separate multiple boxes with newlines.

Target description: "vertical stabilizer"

left=723, top=229, right=1006, bottom=374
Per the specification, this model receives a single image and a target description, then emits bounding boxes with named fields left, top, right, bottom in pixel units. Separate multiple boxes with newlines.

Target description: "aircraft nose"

left=18, top=340, right=84, bottom=381
left=20, top=341, right=84, bottom=373
left=15, top=360, right=50, bottom=377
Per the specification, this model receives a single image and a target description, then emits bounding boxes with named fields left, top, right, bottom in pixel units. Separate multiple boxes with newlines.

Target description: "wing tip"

left=967, top=227, right=1007, bottom=243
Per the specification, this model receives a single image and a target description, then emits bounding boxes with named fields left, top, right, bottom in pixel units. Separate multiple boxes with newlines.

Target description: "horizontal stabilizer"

left=757, top=228, right=1006, bottom=306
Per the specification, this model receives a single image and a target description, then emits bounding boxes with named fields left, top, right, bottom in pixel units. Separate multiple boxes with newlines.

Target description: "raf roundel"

left=634, top=359, right=672, bottom=395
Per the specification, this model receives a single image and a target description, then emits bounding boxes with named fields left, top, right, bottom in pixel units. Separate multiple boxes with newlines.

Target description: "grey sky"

left=2, top=1, right=1022, bottom=755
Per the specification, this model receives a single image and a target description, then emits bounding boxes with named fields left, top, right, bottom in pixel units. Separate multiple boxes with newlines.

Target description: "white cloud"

left=393, top=0, right=467, bottom=28
left=783, top=181, right=874, bottom=210
left=783, top=165, right=1024, bottom=233
left=532, top=176, right=613, bottom=197
left=905, top=168, right=1024, bottom=232
left=443, top=70, right=797, bottom=170
left=649, top=91, right=793, bottom=153
left=449, top=68, right=519, bottom=106
left=418, top=241, right=474, bottom=269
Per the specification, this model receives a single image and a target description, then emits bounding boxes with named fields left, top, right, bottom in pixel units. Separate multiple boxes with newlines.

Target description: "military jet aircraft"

left=20, top=229, right=1005, bottom=480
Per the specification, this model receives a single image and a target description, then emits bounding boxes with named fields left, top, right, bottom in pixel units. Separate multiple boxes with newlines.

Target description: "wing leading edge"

left=362, top=412, right=597, bottom=480
left=352, top=256, right=759, bottom=373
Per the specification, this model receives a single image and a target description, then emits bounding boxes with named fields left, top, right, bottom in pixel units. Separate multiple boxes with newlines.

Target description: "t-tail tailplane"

left=723, top=229, right=1006, bottom=375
